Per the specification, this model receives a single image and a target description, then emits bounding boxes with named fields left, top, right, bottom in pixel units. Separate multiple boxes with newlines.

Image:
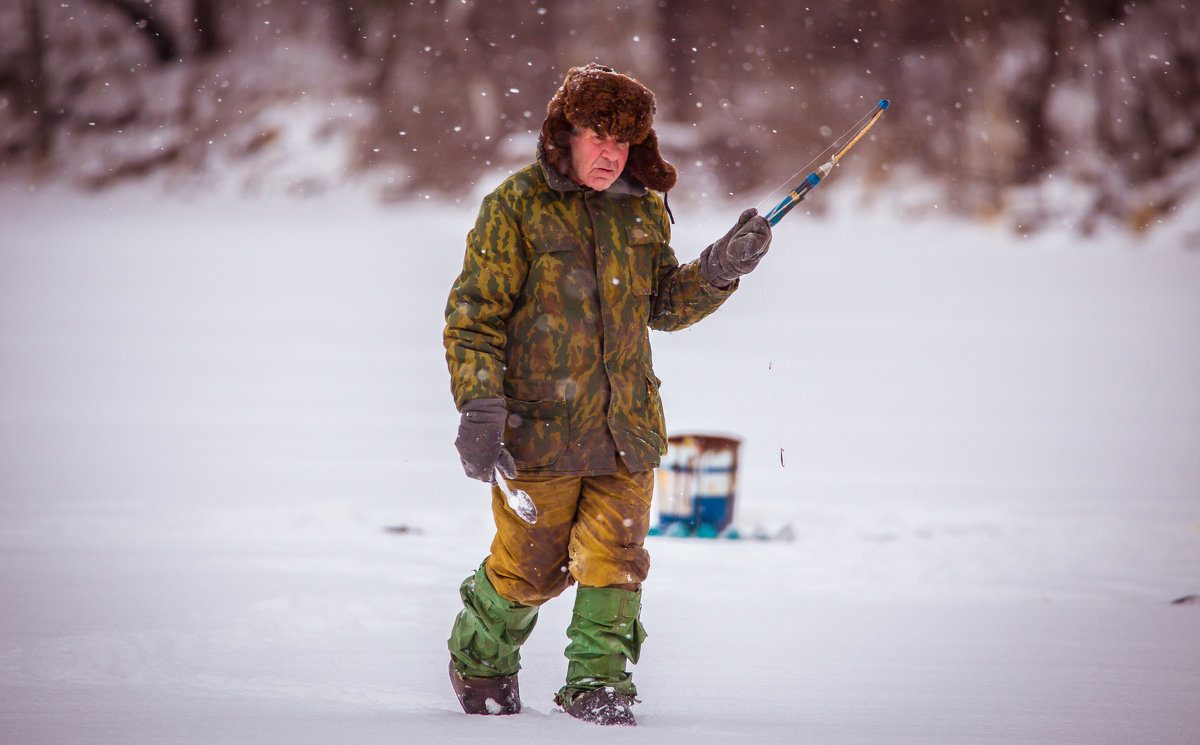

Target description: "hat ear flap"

left=626, top=128, right=677, bottom=193
left=540, top=107, right=574, bottom=177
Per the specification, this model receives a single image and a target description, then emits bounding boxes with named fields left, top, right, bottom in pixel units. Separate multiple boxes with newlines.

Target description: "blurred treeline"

left=2, top=0, right=1197, bottom=231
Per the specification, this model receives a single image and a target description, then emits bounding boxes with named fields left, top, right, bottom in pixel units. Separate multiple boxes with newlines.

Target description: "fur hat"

left=541, top=63, right=677, bottom=193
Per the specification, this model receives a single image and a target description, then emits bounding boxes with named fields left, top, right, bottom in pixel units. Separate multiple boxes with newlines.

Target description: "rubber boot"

left=554, top=586, right=647, bottom=726
left=447, top=563, right=538, bottom=714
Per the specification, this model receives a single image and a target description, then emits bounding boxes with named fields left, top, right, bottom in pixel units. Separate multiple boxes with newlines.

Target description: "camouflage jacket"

left=444, top=159, right=738, bottom=475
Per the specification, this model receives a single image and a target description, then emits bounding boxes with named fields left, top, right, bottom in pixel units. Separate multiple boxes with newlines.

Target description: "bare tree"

left=1008, top=6, right=1062, bottom=184
left=192, top=0, right=222, bottom=57
left=330, top=0, right=366, bottom=60
left=660, top=0, right=699, bottom=123
left=89, top=0, right=180, bottom=64
left=20, top=0, right=50, bottom=167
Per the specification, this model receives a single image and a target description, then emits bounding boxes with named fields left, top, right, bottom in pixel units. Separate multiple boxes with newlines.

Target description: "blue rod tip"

left=879, top=99, right=890, bottom=110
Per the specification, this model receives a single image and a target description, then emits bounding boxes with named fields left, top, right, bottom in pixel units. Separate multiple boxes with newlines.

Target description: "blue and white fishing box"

left=650, top=433, right=741, bottom=538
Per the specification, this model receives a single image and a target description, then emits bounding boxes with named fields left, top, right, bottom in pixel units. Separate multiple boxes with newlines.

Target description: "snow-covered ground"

left=1, top=183, right=1197, bottom=744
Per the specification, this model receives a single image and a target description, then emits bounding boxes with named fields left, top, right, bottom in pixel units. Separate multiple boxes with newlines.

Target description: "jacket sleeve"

left=443, top=193, right=528, bottom=410
left=645, top=197, right=738, bottom=332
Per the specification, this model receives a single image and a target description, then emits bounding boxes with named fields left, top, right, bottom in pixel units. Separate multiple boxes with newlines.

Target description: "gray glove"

left=699, top=208, right=773, bottom=289
left=455, top=397, right=517, bottom=484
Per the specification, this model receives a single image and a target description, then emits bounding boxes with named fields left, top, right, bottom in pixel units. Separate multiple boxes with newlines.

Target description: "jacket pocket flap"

left=626, top=222, right=666, bottom=245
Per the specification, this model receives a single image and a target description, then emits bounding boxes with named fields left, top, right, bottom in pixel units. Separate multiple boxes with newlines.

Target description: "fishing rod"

left=763, top=99, right=890, bottom=227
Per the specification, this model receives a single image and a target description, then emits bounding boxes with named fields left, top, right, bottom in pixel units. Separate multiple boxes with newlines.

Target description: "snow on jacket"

left=444, top=159, right=737, bottom=475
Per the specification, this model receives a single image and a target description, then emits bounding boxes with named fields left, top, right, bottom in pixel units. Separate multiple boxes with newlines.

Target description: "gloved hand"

left=455, top=397, right=518, bottom=484
left=699, top=208, right=773, bottom=289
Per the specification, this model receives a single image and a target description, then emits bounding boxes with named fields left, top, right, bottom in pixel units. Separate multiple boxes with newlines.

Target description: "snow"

left=1, top=182, right=1198, bottom=744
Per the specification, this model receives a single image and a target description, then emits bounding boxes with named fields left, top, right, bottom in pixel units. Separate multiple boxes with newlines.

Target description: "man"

left=443, top=63, right=771, bottom=726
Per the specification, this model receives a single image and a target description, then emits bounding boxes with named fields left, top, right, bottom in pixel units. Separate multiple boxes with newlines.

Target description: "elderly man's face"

left=568, top=127, right=630, bottom=191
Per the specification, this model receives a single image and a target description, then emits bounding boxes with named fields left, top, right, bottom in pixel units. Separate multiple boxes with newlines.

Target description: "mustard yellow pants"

left=483, top=463, right=653, bottom=606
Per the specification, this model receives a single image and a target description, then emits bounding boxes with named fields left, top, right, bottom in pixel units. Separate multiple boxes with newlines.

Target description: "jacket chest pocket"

left=524, top=230, right=598, bottom=314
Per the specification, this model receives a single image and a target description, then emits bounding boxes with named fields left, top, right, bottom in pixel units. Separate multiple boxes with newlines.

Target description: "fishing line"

left=755, top=271, right=787, bottom=468
left=749, top=99, right=891, bottom=468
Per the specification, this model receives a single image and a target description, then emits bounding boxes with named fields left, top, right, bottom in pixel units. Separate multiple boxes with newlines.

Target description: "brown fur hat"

left=541, top=63, right=678, bottom=193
